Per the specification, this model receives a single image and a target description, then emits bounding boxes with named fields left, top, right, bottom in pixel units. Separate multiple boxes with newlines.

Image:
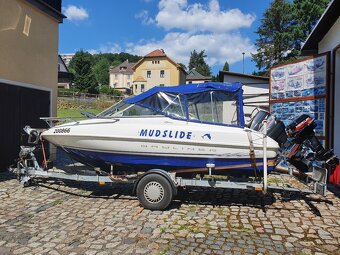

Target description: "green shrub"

left=58, top=88, right=79, bottom=97
left=112, top=89, right=122, bottom=97
left=99, top=85, right=114, bottom=95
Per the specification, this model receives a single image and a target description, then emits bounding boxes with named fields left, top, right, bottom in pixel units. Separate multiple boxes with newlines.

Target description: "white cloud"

left=90, top=0, right=256, bottom=69
left=135, top=10, right=155, bottom=25
left=63, top=5, right=89, bottom=21
left=89, top=43, right=122, bottom=54
left=155, top=0, right=255, bottom=33
left=125, top=0, right=256, bottom=67
left=126, top=32, right=256, bottom=66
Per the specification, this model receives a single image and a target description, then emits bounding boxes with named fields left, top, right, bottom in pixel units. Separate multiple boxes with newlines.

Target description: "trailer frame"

left=13, top=121, right=328, bottom=210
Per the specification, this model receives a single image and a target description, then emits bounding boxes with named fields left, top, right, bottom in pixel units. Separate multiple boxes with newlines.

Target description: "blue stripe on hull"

left=65, top=147, right=276, bottom=172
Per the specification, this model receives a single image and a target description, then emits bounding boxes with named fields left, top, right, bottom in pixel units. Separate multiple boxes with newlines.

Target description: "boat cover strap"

left=246, top=131, right=258, bottom=171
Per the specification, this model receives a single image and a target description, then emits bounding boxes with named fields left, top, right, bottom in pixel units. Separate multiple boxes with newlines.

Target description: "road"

left=0, top=172, right=339, bottom=255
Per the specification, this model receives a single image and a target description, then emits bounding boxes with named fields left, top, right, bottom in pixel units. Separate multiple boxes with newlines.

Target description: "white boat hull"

left=41, top=117, right=279, bottom=173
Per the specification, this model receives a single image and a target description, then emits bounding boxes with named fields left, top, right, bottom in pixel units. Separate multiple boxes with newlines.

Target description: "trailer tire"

left=136, top=174, right=173, bottom=210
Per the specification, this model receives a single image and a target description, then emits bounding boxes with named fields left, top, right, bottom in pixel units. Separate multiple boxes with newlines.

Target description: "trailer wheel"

left=136, top=174, right=173, bottom=210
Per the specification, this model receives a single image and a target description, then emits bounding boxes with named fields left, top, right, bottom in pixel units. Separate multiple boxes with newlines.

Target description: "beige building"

left=132, top=49, right=187, bottom=95
left=0, top=0, right=64, bottom=170
left=109, top=60, right=135, bottom=94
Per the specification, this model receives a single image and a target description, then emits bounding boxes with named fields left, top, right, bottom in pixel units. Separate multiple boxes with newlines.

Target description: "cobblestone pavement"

left=0, top=171, right=340, bottom=255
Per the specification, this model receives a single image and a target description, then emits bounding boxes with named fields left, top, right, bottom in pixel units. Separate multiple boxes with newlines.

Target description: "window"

left=188, top=81, right=192, bottom=84
left=127, top=74, right=131, bottom=79
left=159, top=84, right=164, bottom=87
left=147, top=71, right=151, bottom=78
left=127, top=82, right=130, bottom=87
left=139, top=92, right=186, bottom=119
left=115, top=74, right=118, bottom=79
left=141, top=84, right=145, bottom=92
left=135, top=84, right=137, bottom=93
left=160, top=70, right=165, bottom=78
left=187, top=91, right=240, bottom=125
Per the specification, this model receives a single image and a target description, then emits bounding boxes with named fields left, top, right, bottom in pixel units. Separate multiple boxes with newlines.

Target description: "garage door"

left=0, top=83, right=50, bottom=171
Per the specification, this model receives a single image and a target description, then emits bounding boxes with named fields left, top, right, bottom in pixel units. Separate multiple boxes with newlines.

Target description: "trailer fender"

left=133, top=169, right=178, bottom=196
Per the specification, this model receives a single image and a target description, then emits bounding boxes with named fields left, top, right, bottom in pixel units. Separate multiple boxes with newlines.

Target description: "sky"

left=59, top=0, right=272, bottom=75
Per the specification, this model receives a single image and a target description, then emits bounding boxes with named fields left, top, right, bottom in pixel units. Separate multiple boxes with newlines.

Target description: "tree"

left=211, top=73, right=221, bottom=82
left=188, top=50, right=211, bottom=76
left=252, top=0, right=330, bottom=74
left=111, top=60, right=121, bottom=68
left=252, top=0, right=295, bottom=74
left=69, top=50, right=97, bottom=92
left=178, top=63, right=187, bottom=71
left=291, top=0, right=329, bottom=49
left=92, top=58, right=110, bottom=86
left=223, top=61, right=230, bottom=71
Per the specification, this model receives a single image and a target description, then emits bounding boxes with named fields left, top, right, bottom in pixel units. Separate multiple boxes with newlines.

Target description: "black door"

left=0, top=83, right=50, bottom=171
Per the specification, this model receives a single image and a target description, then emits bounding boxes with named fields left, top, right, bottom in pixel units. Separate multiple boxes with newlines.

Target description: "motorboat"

left=41, top=82, right=282, bottom=176
left=15, top=82, right=338, bottom=210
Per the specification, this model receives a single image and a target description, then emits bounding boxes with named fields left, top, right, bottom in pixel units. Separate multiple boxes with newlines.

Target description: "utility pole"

left=242, top=52, right=245, bottom=74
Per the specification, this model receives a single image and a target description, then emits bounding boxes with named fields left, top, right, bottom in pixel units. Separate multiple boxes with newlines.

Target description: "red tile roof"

left=132, top=49, right=186, bottom=73
left=144, top=49, right=166, bottom=57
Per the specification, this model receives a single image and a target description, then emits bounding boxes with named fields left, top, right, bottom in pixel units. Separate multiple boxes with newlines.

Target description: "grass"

left=160, top=226, right=168, bottom=233
left=52, top=199, right=64, bottom=206
left=57, top=108, right=103, bottom=118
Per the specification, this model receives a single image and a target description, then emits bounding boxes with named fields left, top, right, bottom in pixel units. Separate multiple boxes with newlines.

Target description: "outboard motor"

left=249, top=110, right=287, bottom=146
left=284, top=114, right=339, bottom=172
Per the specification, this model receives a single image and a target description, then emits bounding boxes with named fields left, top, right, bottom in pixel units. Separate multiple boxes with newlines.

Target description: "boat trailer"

left=12, top=121, right=331, bottom=211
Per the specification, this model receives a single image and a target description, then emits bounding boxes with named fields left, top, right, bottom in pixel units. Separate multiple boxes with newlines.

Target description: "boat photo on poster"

left=270, top=53, right=329, bottom=145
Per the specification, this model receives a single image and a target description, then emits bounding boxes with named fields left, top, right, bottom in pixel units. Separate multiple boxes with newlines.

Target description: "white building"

left=60, top=53, right=75, bottom=67
left=219, top=71, right=269, bottom=123
left=109, top=60, right=135, bottom=94
left=301, top=0, right=340, bottom=156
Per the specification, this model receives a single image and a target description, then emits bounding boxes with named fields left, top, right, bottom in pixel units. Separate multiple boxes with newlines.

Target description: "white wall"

left=110, top=73, right=133, bottom=90
left=186, top=80, right=210, bottom=84
left=318, top=17, right=340, bottom=155
left=334, top=49, right=340, bottom=156
left=319, top=18, right=340, bottom=53
left=222, top=74, right=269, bottom=123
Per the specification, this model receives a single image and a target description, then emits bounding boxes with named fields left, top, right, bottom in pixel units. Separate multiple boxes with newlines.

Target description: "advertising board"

left=270, top=53, right=329, bottom=146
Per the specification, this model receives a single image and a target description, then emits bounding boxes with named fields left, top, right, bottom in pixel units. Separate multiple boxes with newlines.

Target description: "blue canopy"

left=125, top=82, right=242, bottom=104
left=124, top=82, right=245, bottom=127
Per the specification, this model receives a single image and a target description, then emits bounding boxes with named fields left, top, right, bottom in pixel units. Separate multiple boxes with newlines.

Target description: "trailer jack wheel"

left=20, top=176, right=31, bottom=187
left=136, top=174, right=173, bottom=210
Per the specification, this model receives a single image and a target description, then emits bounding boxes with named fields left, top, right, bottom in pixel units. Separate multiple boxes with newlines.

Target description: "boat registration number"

left=54, top=128, right=71, bottom=134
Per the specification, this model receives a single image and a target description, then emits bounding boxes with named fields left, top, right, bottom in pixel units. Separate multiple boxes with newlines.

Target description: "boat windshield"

left=97, top=101, right=159, bottom=117
left=98, top=90, right=241, bottom=126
